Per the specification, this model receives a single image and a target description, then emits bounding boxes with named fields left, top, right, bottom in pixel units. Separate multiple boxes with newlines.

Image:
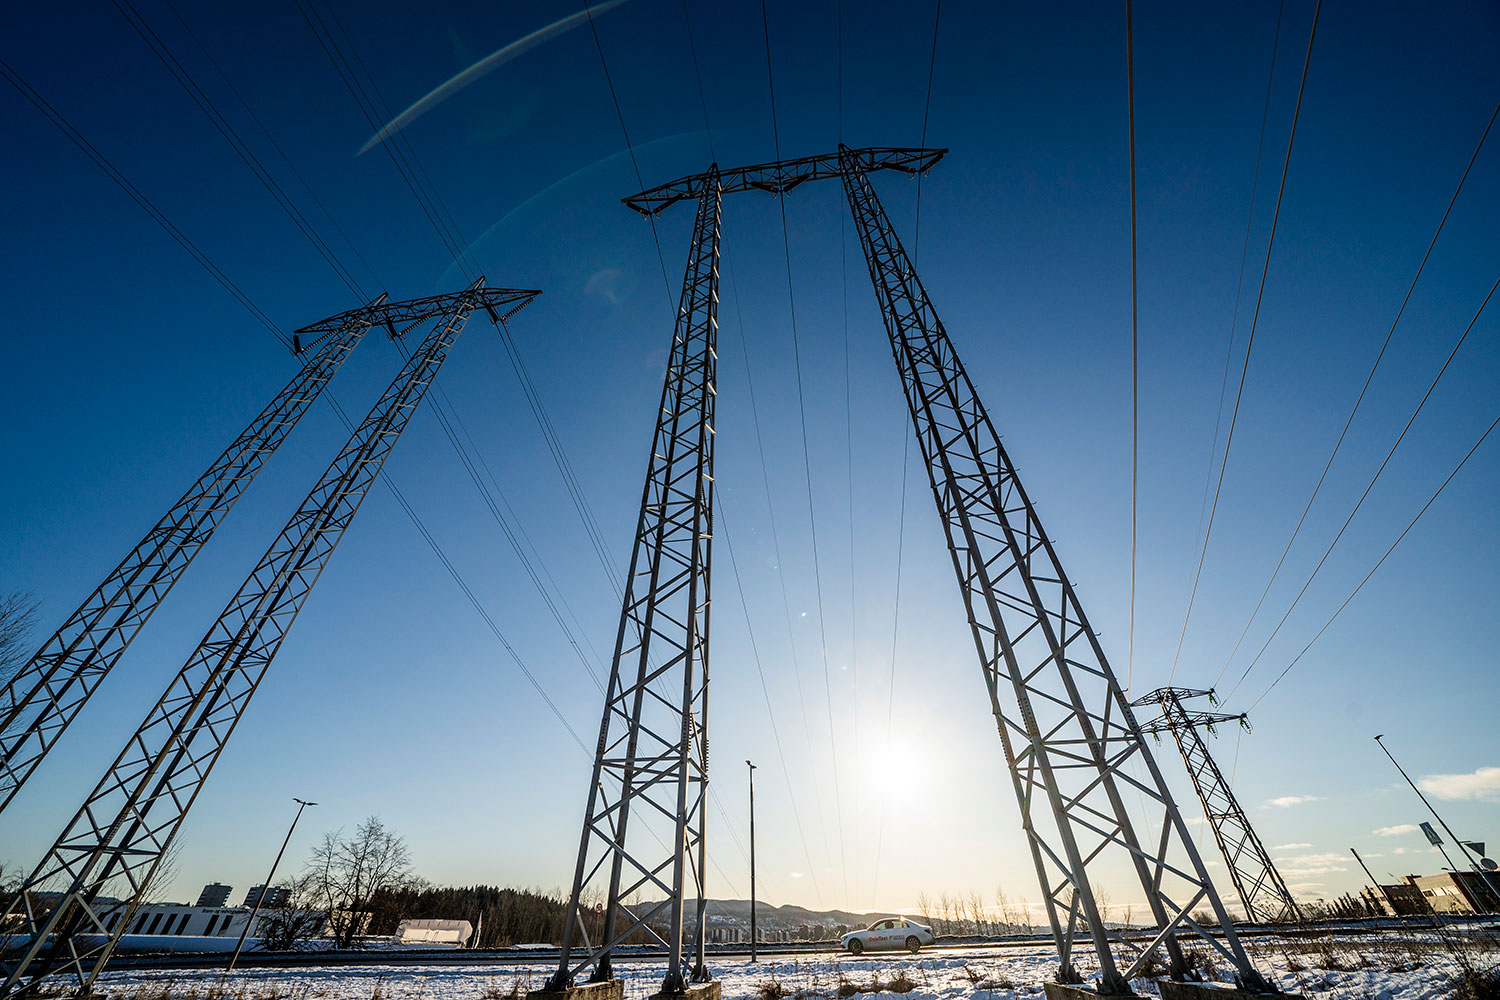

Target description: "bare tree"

left=136, top=835, right=185, bottom=903
left=256, top=870, right=326, bottom=952
left=0, top=591, right=39, bottom=688
left=305, top=816, right=415, bottom=948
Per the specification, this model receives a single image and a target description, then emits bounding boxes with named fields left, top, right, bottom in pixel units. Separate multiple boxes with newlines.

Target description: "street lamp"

left=1374, top=735, right=1500, bottom=911
left=227, top=797, right=317, bottom=972
left=747, top=760, right=757, bottom=962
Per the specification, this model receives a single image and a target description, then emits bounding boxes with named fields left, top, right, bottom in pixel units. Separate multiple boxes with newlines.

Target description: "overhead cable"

left=1168, top=0, right=1323, bottom=681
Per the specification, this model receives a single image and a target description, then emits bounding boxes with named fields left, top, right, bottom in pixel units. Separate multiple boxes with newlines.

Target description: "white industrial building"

left=393, top=918, right=473, bottom=947
left=86, top=902, right=328, bottom=953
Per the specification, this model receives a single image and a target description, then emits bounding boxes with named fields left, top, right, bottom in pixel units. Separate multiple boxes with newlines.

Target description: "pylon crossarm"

left=293, top=286, right=538, bottom=336
left=623, top=146, right=945, bottom=215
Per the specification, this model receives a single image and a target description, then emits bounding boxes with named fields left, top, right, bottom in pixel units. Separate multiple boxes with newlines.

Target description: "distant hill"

left=700, top=899, right=906, bottom=928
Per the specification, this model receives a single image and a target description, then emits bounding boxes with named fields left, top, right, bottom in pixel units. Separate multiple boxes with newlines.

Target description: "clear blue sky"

left=1, top=0, right=1497, bottom=919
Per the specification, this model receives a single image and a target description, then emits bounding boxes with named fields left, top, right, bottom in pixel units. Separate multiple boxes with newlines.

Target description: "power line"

left=1184, top=0, right=1286, bottom=654
left=912, top=0, right=942, bottom=265
left=583, top=0, right=674, bottom=311
left=295, top=0, right=475, bottom=281
left=761, top=0, right=850, bottom=907
left=300, top=0, right=633, bottom=634
left=869, top=429, right=911, bottom=906
left=388, top=337, right=609, bottom=696
left=1124, top=0, right=1139, bottom=691
left=1168, top=0, right=1323, bottom=682
left=1245, top=410, right=1500, bottom=711
left=678, top=0, right=832, bottom=898
left=0, top=58, right=287, bottom=347
left=723, top=246, right=832, bottom=865
left=161, top=0, right=387, bottom=293
left=680, top=0, right=717, bottom=163
left=717, top=499, right=824, bottom=905
left=110, top=0, right=369, bottom=300
left=1211, top=98, right=1500, bottom=687
left=1223, top=270, right=1500, bottom=701
left=325, top=394, right=593, bottom=754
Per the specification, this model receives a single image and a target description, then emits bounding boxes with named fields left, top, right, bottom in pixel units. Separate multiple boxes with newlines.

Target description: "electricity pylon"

left=0, top=282, right=539, bottom=999
left=546, top=169, right=722, bottom=998
left=545, top=150, right=946, bottom=999
left=0, top=295, right=386, bottom=813
left=593, top=145, right=1272, bottom=995
left=1133, top=687, right=1302, bottom=925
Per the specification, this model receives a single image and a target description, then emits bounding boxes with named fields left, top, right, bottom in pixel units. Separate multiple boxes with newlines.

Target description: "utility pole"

left=228, top=797, right=317, bottom=972
left=1375, top=734, right=1500, bottom=911
left=747, top=760, right=757, bottom=963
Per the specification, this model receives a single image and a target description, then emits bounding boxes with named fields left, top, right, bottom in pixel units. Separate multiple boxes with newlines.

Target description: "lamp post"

left=747, top=760, right=757, bottom=962
left=1374, top=735, right=1500, bottom=911
left=227, top=797, right=317, bottom=972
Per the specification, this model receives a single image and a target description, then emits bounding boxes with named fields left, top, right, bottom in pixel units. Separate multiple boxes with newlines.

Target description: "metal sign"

left=1420, top=821, right=1443, bottom=846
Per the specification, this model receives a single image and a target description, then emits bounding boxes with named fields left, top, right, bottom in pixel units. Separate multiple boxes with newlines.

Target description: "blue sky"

left=1, top=0, right=1497, bottom=919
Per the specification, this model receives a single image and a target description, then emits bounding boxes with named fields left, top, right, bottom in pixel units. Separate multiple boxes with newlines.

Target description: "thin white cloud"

left=1363, top=853, right=1384, bottom=858
left=1418, top=766, right=1500, bottom=802
left=1276, top=852, right=1349, bottom=876
left=1273, top=842, right=1313, bottom=850
left=1267, top=795, right=1321, bottom=808
left=1374, top=824, right=1419, bottom=837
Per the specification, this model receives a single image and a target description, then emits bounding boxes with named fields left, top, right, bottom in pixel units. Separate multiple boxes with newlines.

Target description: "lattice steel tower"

left=0, top=298, right=385, bottom=813
left=546, top=168, right=723, bottom=998
left=1133, top=687, right=1302, bottom=925
left=542, top=145, right=1274, bottom=996
left=0, top=282, right=539, bottom=998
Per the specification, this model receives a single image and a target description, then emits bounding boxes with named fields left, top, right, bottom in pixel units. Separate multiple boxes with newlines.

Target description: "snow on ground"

left=89, top=939, right=1494, bottom=1000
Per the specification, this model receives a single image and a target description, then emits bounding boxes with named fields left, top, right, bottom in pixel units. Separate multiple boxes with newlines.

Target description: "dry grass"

left=956, top=965, right=1013, bottom=991
left=1452, top=965, right=1500, bottom=1000
left=755, top=979, right=789, bottom=1000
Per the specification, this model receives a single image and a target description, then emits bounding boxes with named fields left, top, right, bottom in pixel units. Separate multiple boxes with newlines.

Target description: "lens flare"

left=358, top=0, right=631, bottom=156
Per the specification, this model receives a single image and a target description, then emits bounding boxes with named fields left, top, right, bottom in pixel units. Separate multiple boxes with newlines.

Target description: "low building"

left=1362, top=883, right=1426, bottom=917
left=196, top=884, right=233, bottom=908
left=393, top=918, right=473, bottom=947
left=1407, top=872, right=1500, bottom=914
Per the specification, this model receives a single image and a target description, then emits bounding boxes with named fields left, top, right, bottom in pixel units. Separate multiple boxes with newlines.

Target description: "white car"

left=840, top=917, right=935, bottom=955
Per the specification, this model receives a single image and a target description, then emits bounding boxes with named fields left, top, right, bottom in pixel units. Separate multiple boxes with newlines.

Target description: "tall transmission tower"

left=546, top=169, right=723, bottom=999
left=0, top=296, right=386, bottom=814
left=542, top=150, right=946, bottom=1000
left=0, top=282, right=539, bottom=999
left=1132, top=688, right=1300, bottom=925
left=546, top=145, right=1272, bottom=996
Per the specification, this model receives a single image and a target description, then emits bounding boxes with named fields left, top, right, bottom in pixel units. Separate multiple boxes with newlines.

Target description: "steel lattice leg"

left=547, top=172, right=722, bottom=996
left=0, top=282, right=539, bottom=998
left=0, top=297, right=387, bottom=813
left=837, top=145, right=1270, bottom=994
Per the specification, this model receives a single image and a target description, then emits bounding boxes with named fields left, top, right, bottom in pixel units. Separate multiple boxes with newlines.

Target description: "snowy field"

left=87, top=936, right=1498, bottom=1000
